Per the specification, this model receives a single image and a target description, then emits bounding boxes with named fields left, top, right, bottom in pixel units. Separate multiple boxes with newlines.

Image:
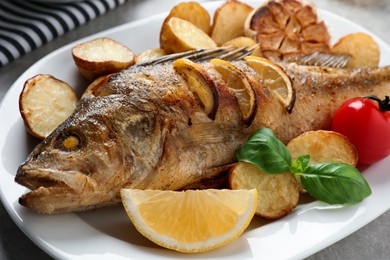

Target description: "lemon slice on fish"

left=121, top=188, right=257, bottom=253
left=210, top=59, right=258, bottom=125
left=244, top=56, right=295, bottom=113
left=173, top=58, right=218, bottom=119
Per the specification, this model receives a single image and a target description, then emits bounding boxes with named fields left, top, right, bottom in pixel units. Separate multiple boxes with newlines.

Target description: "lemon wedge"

left=121, top=188, right=257, bottom=253
left=244, top=56, right=295, bottom=113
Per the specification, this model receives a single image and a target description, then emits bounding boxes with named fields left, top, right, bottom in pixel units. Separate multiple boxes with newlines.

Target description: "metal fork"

left=138, top=46, right=351, bottom=68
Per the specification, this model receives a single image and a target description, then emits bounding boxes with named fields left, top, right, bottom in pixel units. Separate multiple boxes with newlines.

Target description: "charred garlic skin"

left=245, top=0, right=331, bottom=60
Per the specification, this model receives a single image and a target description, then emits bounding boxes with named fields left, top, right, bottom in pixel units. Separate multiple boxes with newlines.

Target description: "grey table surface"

left=1, top=0, right=389, bottom=259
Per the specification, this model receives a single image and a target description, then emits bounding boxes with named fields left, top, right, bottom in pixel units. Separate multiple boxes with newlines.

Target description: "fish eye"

left=56, top=132, right=82, bottom=151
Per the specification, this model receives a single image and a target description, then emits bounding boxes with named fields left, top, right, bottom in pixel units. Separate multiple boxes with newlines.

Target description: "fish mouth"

left=15, top=165, right=90, bottom=193
left=15, top=165, right=101, bottom=214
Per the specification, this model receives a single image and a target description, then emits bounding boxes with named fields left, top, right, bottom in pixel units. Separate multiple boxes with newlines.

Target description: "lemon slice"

left=173, top=58, right=218, bottom=119
left=244, top=56, right=295, bottom=113
left=210, top=59, right=257, bottom=125
left=121, top=188, right=257, bottom=253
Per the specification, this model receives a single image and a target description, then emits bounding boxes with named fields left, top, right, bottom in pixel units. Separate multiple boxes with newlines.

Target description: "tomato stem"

left=365, top=95, right=390, bottom=112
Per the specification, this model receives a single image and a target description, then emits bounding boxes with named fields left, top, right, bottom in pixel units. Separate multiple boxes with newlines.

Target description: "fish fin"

left=180, top=122, right=227, bottom=145
left=137, top=45, right=258, bottom=66
left=283, top=52, right=352, bottom=68
left=180, top=165, right=232, bottom=190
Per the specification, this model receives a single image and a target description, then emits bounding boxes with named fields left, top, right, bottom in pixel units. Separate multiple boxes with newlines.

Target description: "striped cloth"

left=0, top=0, right=128, bottom=67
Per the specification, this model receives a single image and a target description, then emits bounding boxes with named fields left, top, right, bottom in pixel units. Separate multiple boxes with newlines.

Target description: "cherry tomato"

left=331, top=96, right=390, bottom=166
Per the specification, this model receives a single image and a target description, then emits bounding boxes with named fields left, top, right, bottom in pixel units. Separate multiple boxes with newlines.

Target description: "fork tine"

left=284, top=52, right=351, bottom=68
left=232, top=45, right=259, bottom=60
left=194, top=46, right=234, bottom=62
left=137, top=46, right=350, bottom=68
left=137, top=45, right=257, bottom=66
left=138, top=48, right=208, bottom=66
left=217, top=45, right=258, bottom=60
left=139, top=48, right=231, bottom=66
left=218, top=46, right=249, bottom=60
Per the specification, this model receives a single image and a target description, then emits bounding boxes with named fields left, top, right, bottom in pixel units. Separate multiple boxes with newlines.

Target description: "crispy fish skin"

left=15, top=60, right=390, bottom=214
left=247, top=64, right=390, bottom=143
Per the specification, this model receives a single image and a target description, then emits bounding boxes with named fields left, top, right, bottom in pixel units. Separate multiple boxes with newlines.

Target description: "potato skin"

left=228, top=162, right=299, bottom=220
left=160, top=17, right=216, bottom=54
left=210, top=0, right=253, bottom=46
left=19, top=74, right=78, bottom=139
left=135, top=48, right=166, bottom=64
left=164, top=1, right=211, bottom=34
left=223, top=36, right=263, bottom=57
left=331, top=33, right=380, bottom=69
left=286, top=130, right=358, bottom=192
left=72, top=38, right=135, bottom=81
left=287, top=130, right=358, bottom=166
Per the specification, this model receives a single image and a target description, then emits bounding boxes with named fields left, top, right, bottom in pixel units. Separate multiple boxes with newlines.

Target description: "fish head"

left=15, top=95, right=167, bottom=214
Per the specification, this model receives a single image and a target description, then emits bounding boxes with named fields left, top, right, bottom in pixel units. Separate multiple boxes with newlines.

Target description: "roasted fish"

left=15, top=50, right=390, bottom=214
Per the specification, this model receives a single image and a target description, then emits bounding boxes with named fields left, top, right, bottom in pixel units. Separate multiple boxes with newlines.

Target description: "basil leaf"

left=291, top=155, right=310, bottom=175
left=300, top=162, right=372, bottom=204
left=236, top=128, right=291, bottom=174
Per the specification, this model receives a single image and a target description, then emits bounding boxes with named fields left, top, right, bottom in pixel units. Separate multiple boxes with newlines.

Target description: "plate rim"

left=1, top=1, right=390, bottom=259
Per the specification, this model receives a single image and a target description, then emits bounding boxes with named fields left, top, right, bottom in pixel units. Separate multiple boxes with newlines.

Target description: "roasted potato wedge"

left=331, top=32, right=380, bottom=68
left=223, top=36, right=262, bottom=56
left=287, top=130, right=358, bottom=192
left=135, top=48, right=166, bottom=64
left=211, top=0, right=253, bottom=46
left=229, top=162, right=299, bottom=220
left=287, top=130, right=358, bottom=166
left=165, top=1, right=211, bottom=34
left=19, top=74, right=78, bottom=139
left=72, top=37, right=135, bottom=81
left=160, top=17, right=217, bottom=54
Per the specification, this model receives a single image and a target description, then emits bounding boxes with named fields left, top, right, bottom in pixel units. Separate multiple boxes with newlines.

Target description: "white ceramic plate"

left=1, top=1, right=390, bottom=259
